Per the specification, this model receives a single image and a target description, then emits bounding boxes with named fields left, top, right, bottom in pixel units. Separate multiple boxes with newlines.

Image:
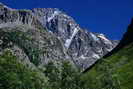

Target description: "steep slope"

left=0, top=3, right=118, bottom=70
left=32, top=8, right=118, bottom=69
left=0, top=3, right=69, bottom=68
left=0, top=50, right=48, bottom=89
left=82, top=19, right=133, bottom=89
left=104, top=18, right=133, bottom=58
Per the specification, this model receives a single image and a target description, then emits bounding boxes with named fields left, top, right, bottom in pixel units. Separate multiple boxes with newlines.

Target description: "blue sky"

left=0, top=0, right=133, bottom=40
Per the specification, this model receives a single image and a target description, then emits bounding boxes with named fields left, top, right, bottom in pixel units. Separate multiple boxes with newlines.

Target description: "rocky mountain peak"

left=32, top=8, right=118, bottom=69
left=0, top=3, right=118, bottom=70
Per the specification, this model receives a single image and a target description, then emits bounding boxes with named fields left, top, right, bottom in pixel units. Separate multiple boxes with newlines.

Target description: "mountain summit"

left=0, top=3, right=118, bottom=70
left=32, top=8, right=118, bottom=69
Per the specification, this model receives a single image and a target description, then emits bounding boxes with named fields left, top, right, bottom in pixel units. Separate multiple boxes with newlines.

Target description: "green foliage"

left=44, top=62, right=61, bottom=89
left=0, top=30, right=42, bottom=65
left=0, top=28, right=86, bottom=89
left=60, top=61, right=84, bottom=89
left=82, top=43, right=133, bottom=89
left=0, top=50, right=86, bottom=89
left=0, top=50, right=48, bottom=89
left=43, top=61, right=85, bottom=89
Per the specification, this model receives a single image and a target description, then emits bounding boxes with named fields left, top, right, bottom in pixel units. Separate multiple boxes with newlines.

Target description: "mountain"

left=32, top=8, right=118, bottom=69
left=0, top=3, right=118, bottom=70
left=82, top=18, right=133, bottom=89
left=0, top=3, right=69, bottom=68
left=1, top=2, right=132, bottom=89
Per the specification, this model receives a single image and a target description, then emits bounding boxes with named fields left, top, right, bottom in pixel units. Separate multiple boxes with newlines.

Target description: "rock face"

left=0, top=3, right=69, bottom=68
left=0, top=3, right=118, bottom=70
left=32, top=8, right=118, bottom=69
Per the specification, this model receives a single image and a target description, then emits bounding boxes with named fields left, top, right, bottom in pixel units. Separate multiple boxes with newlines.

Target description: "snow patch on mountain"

left=79, top=55, right=87, bottom=60
left=98, top=34, right=112, bottom=44
left=65, top=27, right=79, bottom=48
left=47, top=11, right=60, bottom=22
left=106, top=48, right=113, bottom=52
left=90, top=33, right=99, bottom=41
left=92, top=53, right=100, bottom=59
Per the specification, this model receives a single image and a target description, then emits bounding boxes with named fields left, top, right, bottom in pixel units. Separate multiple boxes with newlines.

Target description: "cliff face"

left=32, top=8, right=118, bottom=69
left=0, top=4, right=40, bottom=28
left=0, top=3, right=69, bottom=68
left=0, top=3, right=118, bottom=70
